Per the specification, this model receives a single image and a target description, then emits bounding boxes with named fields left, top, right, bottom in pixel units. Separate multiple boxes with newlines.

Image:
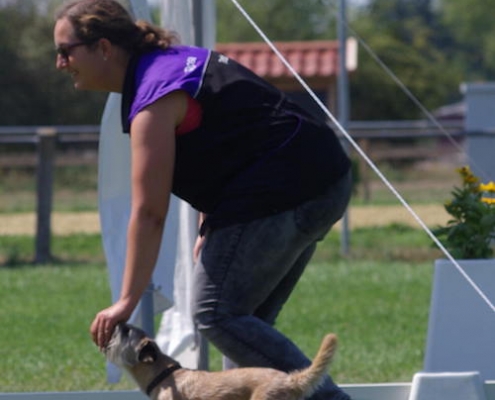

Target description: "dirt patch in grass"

left=0, top=205, right=448, bottom=236
left=0, top=212, right=100, bottom=236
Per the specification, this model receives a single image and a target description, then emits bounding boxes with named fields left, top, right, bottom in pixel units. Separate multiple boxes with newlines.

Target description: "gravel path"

left=0, top=205, right=449, bottom=236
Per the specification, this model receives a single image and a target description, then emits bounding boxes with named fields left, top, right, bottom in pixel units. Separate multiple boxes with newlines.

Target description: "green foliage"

left=216, top=0, right=337, bottom=42
left=433, top=166, right=495, bottom=259
left=439, top=0, right=495, bottom=79
left=1, top=0, right=494, bottom=123
left=215, top=0, right=468, bottom=120
left=0, top=0, right=107, bottom=125
left=349, top=0, right=463, bottom=120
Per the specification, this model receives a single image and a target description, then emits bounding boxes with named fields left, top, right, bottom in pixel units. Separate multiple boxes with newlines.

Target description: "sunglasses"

left=56, top=41, right=88, bottom=62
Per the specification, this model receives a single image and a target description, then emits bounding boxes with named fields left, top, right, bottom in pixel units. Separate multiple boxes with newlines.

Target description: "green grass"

left=277, top=259, right=431, bottom=383
left=0, top=161, right=459, bottom=213
left=0, top=263, right=133, bottom=392
left=0, top=226, right=435, bottom=392
left=0, top=166, right=99, bottom=213
left=207, top=226, right=434, bottom=383
left=0, top=234, right=106, bottom=265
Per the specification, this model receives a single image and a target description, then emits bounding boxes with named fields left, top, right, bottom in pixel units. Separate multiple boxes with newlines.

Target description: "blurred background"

left=2, top=0, right=487, bottom=217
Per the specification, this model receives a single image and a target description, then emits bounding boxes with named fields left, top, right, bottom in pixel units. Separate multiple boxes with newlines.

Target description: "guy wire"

left=228, top=0, right=495, bottom=314
left=324, top=1, right=489, bottom=182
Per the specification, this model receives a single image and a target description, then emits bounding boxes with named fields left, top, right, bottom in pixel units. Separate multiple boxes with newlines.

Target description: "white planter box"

left=424, top=258, right=495, bottom=381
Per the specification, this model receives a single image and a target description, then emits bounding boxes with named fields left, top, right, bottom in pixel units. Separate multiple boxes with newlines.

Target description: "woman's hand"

left=193, top=234, right=206, bottom=263
left=193, top=212, right=206, bottom=263
left=90, top=299, right=133, bottom=349
left=90, top=91, right=188, bottom=350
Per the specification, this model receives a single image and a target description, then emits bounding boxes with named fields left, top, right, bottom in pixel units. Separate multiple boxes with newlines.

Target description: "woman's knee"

left=192, top=304, right=229, bottom=334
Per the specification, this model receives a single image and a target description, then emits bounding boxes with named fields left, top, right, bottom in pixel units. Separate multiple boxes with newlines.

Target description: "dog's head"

left=104, top=323, right=161, bottom=369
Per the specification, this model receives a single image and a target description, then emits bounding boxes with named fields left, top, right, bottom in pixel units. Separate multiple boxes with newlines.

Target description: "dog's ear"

left=138, top=340, right=159, bottom=364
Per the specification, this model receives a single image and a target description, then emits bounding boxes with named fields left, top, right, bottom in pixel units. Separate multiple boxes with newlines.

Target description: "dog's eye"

left=121, top=325, right=130, bottom=335
left=117, top=323, right=130, bottom=337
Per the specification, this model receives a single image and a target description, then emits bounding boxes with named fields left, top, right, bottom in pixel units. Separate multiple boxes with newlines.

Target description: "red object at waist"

left=176, top=95, right=203, bottom=135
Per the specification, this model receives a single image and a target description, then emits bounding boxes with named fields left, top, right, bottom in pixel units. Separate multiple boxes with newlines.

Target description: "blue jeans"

left=192, top=170, right=352, bottom=400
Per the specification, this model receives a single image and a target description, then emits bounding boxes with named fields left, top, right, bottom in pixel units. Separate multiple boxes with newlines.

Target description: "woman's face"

left=54, top=17, right=108, bottom=91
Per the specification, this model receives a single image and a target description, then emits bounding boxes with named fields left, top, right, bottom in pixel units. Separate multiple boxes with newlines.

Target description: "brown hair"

left=54, top=0, right=179, bottom=54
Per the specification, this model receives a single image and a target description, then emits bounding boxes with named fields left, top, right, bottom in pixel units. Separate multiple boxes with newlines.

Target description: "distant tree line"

left=0, top=0, right=493, bottom=125
left=0, top=0, right=107, bottom=125
left=217, top=0, right=495, bottom=120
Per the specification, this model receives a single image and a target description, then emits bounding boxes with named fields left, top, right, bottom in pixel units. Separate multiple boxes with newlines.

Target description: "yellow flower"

left=457, top=166, right=480, bottom=186
left=479, top=181, right=495, bottom=193
left=480, top=179, right=495, bottom=206
left=457, top=166, right=470, bottom=174
left=434, top=166, right=495, bottom=258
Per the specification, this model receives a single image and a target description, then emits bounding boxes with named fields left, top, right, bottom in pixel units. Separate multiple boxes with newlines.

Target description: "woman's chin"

left=73, top=81, right=89, bottom=91
left=72, top=79, right=82, bottom=89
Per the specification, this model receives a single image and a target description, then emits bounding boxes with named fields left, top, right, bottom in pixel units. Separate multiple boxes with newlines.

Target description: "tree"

left=214, top=0, right=465, bottom=120
left=216, top=0, right=337, bottom=42
left=0, top=0, right=490, bottom=125
left=0, top=0, right=107, bottom=125
left=439, top=0, right=495, bottom=80
left=0, top=6, right=38, bottom=124
left=348, top=0, right=464, bottom=119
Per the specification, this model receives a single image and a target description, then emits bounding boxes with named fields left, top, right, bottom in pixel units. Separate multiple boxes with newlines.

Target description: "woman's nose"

left=56, top=54, right=67, bottom=70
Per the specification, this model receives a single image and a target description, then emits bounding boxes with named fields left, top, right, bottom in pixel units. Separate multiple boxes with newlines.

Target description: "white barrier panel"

left=424, top=260, right=495, bottom=381
left=342, top=383, right=411, bottom=400
left=0, top=386, right=405, bottom=400
left=0, top=384, right=413, bottom=400
left=1, top=382, right=495, bottom=400
left=408, top=372, right=486, bottom=400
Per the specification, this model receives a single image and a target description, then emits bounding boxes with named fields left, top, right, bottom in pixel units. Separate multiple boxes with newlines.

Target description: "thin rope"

left=228, top=0, right=495, bottom=314
left=324, top=2, right=490, bottom=182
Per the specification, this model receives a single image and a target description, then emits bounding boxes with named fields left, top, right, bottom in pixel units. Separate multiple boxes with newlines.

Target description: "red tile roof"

left=217, top=41, right=339, bottom=78
left=215, top=40, right=357, bottom=91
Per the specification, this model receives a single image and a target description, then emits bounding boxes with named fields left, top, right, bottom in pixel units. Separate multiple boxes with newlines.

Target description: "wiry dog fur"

left=104, top=323, right=338, bottom=400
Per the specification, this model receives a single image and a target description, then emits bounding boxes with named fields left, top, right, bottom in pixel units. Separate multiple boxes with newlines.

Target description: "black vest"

left=122, top=49, right=351, bottom=229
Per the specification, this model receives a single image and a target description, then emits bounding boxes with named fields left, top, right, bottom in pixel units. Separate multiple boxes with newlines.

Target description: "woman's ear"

left=97, top=37, right=113, bottom=61
left=138, top=340, right=159, bottom=363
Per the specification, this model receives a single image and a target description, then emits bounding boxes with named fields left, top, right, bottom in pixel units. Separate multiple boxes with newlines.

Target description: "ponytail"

left=134, top=19, right=179, bottom=52
left=55, top=0, right=179, bottom=54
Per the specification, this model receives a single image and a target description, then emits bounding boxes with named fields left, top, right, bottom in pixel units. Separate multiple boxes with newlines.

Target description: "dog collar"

left=145, top=363, right=182, bottom=396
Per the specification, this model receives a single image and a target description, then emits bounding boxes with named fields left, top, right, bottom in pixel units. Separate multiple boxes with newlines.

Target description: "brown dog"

left=104, top=323, right=338, bottom=400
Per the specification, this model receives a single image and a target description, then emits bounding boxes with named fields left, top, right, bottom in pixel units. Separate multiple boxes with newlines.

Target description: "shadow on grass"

left=0, top=233, right=105, bottom=268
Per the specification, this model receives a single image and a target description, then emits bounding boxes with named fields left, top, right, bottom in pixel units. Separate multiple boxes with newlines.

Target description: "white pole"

left=337, top=0, right=351, bottom=255
left=191, top=0, right=216, bottom=371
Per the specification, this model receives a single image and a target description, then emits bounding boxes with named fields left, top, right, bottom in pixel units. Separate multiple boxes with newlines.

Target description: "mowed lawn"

left=0, top=226, right=436, bottom=392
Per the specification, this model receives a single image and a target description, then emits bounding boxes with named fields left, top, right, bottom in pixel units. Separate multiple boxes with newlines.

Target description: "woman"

left=54, top=1, right=352, bottom=399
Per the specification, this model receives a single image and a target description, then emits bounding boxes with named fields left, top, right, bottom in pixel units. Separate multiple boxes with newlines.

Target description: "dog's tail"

left=287, top=333, right=338, bottom=398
